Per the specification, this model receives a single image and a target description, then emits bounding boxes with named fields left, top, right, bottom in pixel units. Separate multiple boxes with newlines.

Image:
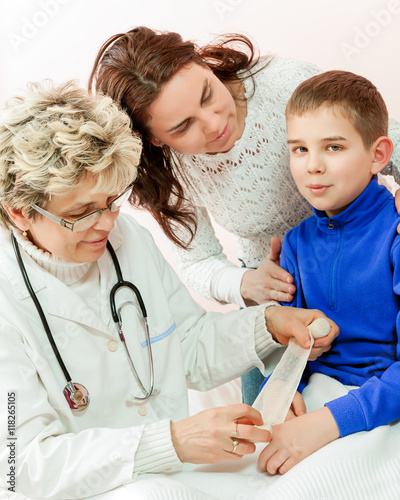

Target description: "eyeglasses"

left=31, top=186, right=132, bottom=232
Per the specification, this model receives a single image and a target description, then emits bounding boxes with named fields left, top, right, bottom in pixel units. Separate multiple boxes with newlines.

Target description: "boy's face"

left=287, top=105, right=376, bottom=217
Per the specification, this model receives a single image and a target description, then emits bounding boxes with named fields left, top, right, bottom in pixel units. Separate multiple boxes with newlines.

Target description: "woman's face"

left=21, top=175, right=120, bottom=263
left=147, top=63, right=245, bottom=155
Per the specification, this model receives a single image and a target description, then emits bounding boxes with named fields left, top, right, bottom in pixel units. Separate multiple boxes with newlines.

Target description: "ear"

left=2, top=204, right=30, bottom=232
left=370, top=136, right=393, bottom=175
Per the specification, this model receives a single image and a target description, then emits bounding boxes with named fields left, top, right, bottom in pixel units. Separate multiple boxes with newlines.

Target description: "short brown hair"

left=286, top=70, right=388, bottom=147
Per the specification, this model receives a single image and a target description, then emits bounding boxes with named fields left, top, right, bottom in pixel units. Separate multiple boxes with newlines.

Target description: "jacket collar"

left=0, top=218, right=125, bottom=335
left=313, top=176, right=393, bottom=232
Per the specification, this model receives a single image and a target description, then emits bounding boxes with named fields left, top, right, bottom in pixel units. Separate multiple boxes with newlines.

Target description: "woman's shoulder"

left=243, top=56, right=321, bottom=108
left=250, top=56, right=321, bottom=87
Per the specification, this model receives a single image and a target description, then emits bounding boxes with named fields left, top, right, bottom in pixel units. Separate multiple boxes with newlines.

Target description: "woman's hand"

left=170, top=404, right=271, bottom=464
left=264, top=306, right=339, bottom=350
left=240, top=237, right=295, bottom=306
left=258, top=407, right=340, bottom=475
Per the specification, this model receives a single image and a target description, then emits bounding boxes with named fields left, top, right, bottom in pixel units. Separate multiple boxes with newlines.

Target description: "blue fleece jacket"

left=280, top=177, right=400, bottom=437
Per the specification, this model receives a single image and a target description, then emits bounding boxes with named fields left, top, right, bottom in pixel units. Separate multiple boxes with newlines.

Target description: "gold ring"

left=232, top=440, right=239, bottom=453
left=231, top=421, right=239, bottom=438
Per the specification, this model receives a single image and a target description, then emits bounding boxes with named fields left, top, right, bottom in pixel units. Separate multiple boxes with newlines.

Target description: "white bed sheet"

left=4, top=377, right=400, bottom=499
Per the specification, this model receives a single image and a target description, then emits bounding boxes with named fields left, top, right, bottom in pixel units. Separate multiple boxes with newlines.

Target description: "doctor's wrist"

left=135, top=419, right=182, bottom=473
left=263, top=302, right=282, bottom=342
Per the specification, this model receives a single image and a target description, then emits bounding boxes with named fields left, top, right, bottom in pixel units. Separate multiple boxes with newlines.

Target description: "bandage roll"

left=253, top=317, right=330, bottom=431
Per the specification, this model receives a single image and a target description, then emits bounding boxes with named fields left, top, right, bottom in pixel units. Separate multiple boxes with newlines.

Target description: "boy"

left=258, top=71, right=400, bottom=475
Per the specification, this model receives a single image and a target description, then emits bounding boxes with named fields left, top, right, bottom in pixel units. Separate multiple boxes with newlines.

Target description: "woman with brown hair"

left=89, top=26, right=400, bottom=405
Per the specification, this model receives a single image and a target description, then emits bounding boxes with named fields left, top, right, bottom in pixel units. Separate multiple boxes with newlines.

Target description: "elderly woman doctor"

left=0, top=81, right=336, bottom=499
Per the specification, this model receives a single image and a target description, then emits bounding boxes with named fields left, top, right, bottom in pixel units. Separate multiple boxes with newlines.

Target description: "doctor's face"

left=24, top=175, right=120, bottom=263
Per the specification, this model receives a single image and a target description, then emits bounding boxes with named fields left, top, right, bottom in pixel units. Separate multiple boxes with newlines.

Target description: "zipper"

left=328, top=218, right=343, bottom=308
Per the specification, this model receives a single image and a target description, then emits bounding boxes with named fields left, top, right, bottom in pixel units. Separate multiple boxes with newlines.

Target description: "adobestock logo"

left=213, top=0, right=244, bottom=21
left=340, top=1, right=400, bottom=62
left=7, top=0, right=73, bottom=53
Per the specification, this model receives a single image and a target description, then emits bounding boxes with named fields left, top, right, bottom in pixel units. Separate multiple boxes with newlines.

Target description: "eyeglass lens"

left=73, top=189, right=132, bottom=232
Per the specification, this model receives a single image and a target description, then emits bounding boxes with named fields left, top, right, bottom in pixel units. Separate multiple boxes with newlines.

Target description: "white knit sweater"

left=172, top=57, right=400, bottom=307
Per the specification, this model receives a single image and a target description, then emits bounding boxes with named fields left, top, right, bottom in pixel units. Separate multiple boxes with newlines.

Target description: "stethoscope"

left=12, top=234, right=156, bottom=412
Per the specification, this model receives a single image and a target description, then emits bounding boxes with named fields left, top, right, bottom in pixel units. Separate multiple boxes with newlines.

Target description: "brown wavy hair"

left=89, top=26, right=261, bottom=247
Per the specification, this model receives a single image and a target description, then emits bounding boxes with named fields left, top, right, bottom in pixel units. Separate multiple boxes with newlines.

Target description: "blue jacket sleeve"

left=326, top=239, right=400, bottom=437
left=280, top=231, right=300, bottom=308
left=280, top=230, right=310, bottom=393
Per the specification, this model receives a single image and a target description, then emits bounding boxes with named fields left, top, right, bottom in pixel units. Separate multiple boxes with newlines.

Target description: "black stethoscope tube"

left=107, top=241, right=147, bottom=320
left=12, top=234, right=72, bottom=384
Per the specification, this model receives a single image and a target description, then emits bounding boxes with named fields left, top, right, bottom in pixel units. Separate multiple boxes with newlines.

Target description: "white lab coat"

left=0, top=214, right=277, bottom=499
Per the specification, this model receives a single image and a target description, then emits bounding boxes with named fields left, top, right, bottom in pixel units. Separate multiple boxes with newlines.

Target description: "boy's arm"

left=281, top=233, right=332, bottom=355
left=324, top=237, right=400, bottom=437
left=280, top=233, right=301, bottom=308
left=281, top=230, right=335, bottom=360
left=326, top=356, right=400, bottom=437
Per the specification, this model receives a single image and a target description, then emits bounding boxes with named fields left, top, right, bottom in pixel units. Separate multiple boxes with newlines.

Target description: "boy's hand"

left=264, top=306, right=339, bottom=350
left=285, top=391, right=306, bottom=421
left=258, top=407, right=340, bottom=475
left=240, top=237, right=296, bottom=306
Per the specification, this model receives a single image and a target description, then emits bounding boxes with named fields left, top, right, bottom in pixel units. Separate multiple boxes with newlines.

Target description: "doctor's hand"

left=240, top=237, right=295, bottom=307
left=170, top=404, right=271, bottom=464
left=264, top=306, right=339, bottom=352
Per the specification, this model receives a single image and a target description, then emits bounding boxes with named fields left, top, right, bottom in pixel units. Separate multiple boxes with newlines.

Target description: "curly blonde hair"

left=0, top=80, right=142, bottom=230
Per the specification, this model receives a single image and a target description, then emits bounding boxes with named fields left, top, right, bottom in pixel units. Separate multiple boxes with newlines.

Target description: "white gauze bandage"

left=252, top=317, right=330, bottom=431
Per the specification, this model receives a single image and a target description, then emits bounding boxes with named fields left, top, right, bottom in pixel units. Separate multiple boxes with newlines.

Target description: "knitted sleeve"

left=384, top=117, right=400, bottom=185
left=171, top=205, right=247, bottom=305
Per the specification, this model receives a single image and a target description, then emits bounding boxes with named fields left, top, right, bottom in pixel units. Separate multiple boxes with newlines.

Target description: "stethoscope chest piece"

left=63, top=382, right=90, bottom=412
